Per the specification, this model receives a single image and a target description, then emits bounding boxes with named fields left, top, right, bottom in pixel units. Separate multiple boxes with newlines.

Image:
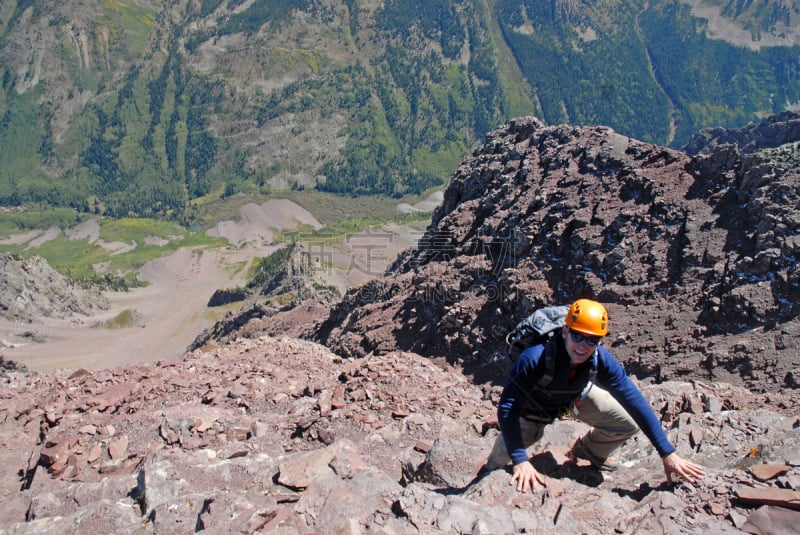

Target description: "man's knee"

left=618, top=422, right=638, bottom=440
left=605, top=409, right=638, bottom=439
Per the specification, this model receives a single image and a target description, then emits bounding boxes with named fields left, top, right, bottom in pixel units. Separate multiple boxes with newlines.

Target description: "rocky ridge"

left=1, top=335, right=799, bottom=534
left=0, top=253, right=109, bottom=324
left=272, top=113, right=800, bottom=393
left=190, top=243, right=350, bottom=352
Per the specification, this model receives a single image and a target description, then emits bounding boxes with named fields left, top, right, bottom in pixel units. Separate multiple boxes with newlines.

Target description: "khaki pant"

left=486, top=385, right=638, bottom=468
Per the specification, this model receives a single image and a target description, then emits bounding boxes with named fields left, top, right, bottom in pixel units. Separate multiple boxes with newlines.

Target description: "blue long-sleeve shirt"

left=498, top=339, right=676, bottom=465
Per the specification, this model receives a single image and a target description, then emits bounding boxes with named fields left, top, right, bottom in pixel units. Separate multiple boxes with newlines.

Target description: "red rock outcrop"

left=305, top=115, right=800, bottom=392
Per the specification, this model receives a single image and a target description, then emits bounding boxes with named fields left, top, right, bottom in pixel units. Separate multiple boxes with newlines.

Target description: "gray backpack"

left=505, top=305, right=569, bottom=362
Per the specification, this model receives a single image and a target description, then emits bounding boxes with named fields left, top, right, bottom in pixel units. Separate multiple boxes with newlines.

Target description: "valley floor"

left=0, top=198, right=428, bottom=372
left=0, top=242, right=273, bottom=371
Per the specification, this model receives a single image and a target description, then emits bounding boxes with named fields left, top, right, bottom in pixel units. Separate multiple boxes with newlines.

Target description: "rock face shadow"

left=451, top=450, right=605, bottom=496
left=611, top=481, right=674, bottom=502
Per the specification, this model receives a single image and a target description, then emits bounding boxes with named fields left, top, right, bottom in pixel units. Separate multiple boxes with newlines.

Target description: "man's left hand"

left=662, top=452, right=705, bottom=484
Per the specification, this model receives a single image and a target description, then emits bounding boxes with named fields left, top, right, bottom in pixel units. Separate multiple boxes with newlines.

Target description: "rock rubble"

left=1, top=335, right=799, bottom=533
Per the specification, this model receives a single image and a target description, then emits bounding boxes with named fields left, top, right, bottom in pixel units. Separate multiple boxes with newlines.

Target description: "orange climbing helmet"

left=565, top=299, right=609, bottom=337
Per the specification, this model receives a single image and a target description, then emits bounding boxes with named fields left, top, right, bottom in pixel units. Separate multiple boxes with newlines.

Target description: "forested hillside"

left=0, top=0, right=799, bottom=220
left=494, top=0, right=800, bottom=144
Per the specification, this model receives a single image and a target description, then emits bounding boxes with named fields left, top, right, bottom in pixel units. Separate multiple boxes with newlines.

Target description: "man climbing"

left=486, top=298, right=706, bottom=493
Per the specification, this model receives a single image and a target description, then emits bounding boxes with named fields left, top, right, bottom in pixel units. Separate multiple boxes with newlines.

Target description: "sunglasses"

left=568, top=329, right=602, bottom=347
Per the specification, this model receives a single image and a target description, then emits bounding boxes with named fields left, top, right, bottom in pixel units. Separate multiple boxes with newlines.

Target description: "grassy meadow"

left=0, top=189, right=435, bottom=283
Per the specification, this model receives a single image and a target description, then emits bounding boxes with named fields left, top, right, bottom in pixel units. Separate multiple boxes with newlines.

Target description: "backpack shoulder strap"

left=534, top=336, right=557, bottom=389
left=533, top=334, right=598, bottom=394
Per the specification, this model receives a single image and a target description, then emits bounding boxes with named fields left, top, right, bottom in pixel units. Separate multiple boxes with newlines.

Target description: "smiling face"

left=562, top=326, right=601, bottom=366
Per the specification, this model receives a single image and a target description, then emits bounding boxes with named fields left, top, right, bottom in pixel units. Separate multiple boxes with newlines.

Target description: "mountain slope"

left=1, top=0, right=799, bottom=219
left=0, top=0, right=504, bottom=215
left=494, top=0, right=800, bottom=144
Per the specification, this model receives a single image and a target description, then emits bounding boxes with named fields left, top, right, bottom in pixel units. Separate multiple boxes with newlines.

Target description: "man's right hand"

left=510, top=460, right=546, bottom=493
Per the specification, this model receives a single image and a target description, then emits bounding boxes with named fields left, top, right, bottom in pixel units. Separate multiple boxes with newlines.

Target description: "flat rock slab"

left=748, top=464, right=791, bottom=482
left=736, top=487, right=800, bottom=509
